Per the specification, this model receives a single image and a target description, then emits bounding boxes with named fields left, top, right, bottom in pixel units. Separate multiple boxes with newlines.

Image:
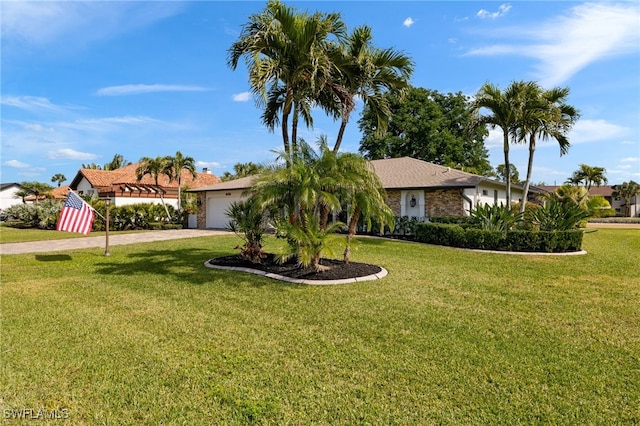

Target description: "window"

left=494, top=190, right=498, bottom=204
left=482, top=189, right=488, bottom=196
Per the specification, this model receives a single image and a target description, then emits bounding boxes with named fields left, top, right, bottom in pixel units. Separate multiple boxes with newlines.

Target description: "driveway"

left=0, top=229, right=231, bottom=255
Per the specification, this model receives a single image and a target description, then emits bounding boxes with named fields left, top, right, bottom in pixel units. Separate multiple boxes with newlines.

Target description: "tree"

left=495, top=163, right=522, bottom=185
left=566, top=164, right=608, bottom=190
left=81, top=163, right=102, bottom=170
left=330, top=25, right=413, bottom=153
left=612, top=180, right=640, bottom=217
left=104, top=153, right=131, bottom=170
left=472, top=82, right=529, bottom=205
left=15, top=181, right=54, bottom=203
left=360, top=87, right=492, bottom=175
left=135, top=156, right=172, bottom=219
left=220, top=162, right=266, bottom=182
left=164, top=151, right=197, bottom=211
left=51, top=173, right=66, bottom=187
left=511, top=82, right=579, bottom=213
left=228, top=0, right=347, bottom=159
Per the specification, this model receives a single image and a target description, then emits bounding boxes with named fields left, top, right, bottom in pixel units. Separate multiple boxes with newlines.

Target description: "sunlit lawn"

left=0, top=224, right=147, bottom=244
left=1, top=229, right=638, bottom=424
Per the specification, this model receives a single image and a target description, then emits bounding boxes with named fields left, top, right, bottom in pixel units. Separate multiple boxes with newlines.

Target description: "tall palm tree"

left=566, top=164, right=608, bottom=191
left=165, top=151, right=197, bottom=212
left=330, top=25, right=413, bottom=153
left=104, top=153, right=130, bottom=170
left=472, top=82, right=520, bottom=205
left=513, top=83, right=580, bottom=212
left=228, top=0, right=346, bottom=160
left=51, top=173, right=66, bottom=188
left=612, top=180, right=640, bottom=217
left=136, top=156, right=171, bottom=219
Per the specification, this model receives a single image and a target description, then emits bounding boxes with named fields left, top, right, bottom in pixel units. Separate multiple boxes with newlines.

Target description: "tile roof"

left=187, top=175, right=257, bottom=192
left=71, top=163, right=220, bottom=191
left=539, top=185, right=614, bottom=197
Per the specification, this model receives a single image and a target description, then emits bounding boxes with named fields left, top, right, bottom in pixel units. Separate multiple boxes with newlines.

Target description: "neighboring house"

left=541, top=185, right=639, bottom=217
left=68, top=163, right=221, bottom=208
left=190, top=157, right=533, bottom=229
left=0, top=183, right=23, bottom=210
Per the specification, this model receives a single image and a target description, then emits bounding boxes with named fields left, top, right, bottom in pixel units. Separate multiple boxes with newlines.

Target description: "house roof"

left=539, top=185, right=614, bottom=197
left=1, top=183, right=21, bottom=191
left=370, top=157, right=488, bottom=189
left=190, top=157, right=522, bottom=192
left=70, top=163, right=221, bottom=191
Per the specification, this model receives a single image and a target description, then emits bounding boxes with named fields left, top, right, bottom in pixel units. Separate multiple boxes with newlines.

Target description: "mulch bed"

left=207, top=253, right=382, bottom=281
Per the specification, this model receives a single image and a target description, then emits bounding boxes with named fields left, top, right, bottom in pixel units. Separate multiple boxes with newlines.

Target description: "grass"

left=1, top=229, right=639, bottom=424
left=0, top=224, right=148, bottom=244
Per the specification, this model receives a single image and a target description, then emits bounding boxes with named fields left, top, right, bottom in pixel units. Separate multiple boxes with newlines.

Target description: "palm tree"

left=612, top=180, right=640, bottom=217
left=330, top=25, right=414, bottom=153
left=472, top=82, right=520, bottom=205
left=164, top=151, right=197, bottom=211
left=15, top=181, right=54, bottom=203
left=513, top=83, right=580, bottom=212
left=104, top=153, right=130, bottom=170
left=136, top=156, right=171, bottom=220
left=51, top=173, right=66, bottom=187
left=228, top=0, right=347, bottom=159
left=566, top=164, right=608, bottom=191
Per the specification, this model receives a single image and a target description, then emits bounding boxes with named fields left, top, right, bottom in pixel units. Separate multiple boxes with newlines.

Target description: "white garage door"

left=206, top=191, right=244, bottom=229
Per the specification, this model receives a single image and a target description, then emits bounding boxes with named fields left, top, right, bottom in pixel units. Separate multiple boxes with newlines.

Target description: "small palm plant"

left=469, top=203, right=523, bottom=233
left=225, top=197, right=267, bottom=263
left=530, top=197, right=591, bottom=231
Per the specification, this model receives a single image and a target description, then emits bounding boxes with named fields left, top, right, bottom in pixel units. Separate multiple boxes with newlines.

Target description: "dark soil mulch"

left=208, top=253, right=382, bottom=281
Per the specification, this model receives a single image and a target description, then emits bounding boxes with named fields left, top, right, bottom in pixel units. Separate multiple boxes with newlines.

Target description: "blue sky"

left=1, top=1, right=639, bottom=186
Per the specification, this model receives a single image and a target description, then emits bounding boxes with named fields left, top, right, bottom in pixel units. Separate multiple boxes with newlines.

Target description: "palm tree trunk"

left=520, top=134, right=536, bottom=213
left=343, top=207, right=361, bottom=264
left=503, top=131, right=511, bottom=206
left=333, top=118, right=348, bottom=153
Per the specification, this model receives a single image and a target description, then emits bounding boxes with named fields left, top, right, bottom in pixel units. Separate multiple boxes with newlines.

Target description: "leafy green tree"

left=81, top=163, right=102, bottom=170
left=495, top=164, right=522, bottom=185
left=15, top=181, right=54, bottom=203
left=511, top=82, right=579, bottom=213
left=164, top=151, right=197, bottom=211
left=228, top=0, right=346, bottom=159
left=360, top=87, right=492, bottom=175
left=612, top=180, right=640, bottom=217
left=51, top=173, right=66, bottom=187
left=136, top=156, right=172, bottom=220
left=104, top=153, right=131, bottom=170
left=566, top=164, right=608, bottom=190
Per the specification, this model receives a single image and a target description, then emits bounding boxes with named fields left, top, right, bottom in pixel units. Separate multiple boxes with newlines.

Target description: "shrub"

left=225, top=197, right=268, bottom=263
left=5, top=200, right=62, bottom=230
left=469, top=203, right=523, bottom=232
left=530, top=198, right=591, bottom=231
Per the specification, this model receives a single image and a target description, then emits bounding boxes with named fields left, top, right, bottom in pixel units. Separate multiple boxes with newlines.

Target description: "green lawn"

left=1, top=230, right=639, bottom=424
left=0, top=224, right=148, bottom=244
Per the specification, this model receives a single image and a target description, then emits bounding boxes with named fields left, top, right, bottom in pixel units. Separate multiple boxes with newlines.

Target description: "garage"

left=206, top=190, right=244, bottom=229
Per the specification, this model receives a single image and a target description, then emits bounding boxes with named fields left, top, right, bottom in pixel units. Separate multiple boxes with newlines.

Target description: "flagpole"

left=104, top=198, right=111, bottom=257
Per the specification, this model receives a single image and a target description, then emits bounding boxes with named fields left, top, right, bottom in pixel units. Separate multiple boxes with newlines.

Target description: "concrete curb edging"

left=204, top=260, right=388, bottom=285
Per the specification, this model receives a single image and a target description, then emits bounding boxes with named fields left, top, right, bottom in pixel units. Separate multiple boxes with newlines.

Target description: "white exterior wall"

left=400, top=190, right=425, bottom=218
left=464, top=183, right=525, bottom=212
left=0, top=185, right=22, bottom=210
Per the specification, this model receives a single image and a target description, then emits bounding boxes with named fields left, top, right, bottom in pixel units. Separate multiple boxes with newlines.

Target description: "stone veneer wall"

left=425, top=189, right=465, bottom=217
left=386, top=190, right=401, bottom=216
left=196, top=192, right=207, bottom=229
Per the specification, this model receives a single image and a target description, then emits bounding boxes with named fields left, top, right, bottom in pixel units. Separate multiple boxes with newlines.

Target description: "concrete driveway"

left=0, top=229, right=231, bottom=255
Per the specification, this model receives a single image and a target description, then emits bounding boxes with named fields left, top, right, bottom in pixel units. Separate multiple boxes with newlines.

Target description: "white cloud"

left=466, top=3, right=640, bottom=86
left=96, top=84, right=208, bottom=96
left=1, top=2, right=184, bottom=48
left=621, top=157, right=639, bottom=163
left=196, top=161, right=222, bottom=170
left=621, top=140, right=636, bottom=145
left=3, top=160, right=31, bottom=169
left=0, top=96, right=67, bottom=112
left=403, top=17, right=415, bottom=28
left=232, top=92, right=251, bottom=102
left=568, top=119, right=627, bottom=144
left=47, top=149, right=98, bottom=161
left=477, top=4, right=511, bottom=19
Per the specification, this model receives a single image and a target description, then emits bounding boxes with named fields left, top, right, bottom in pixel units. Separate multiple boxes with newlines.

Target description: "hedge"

left=415, top=223, right=584, bottom=253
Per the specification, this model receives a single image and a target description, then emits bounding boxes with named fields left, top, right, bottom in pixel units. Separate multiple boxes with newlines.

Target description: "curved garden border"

left=204, top=261, right=388, bottom=285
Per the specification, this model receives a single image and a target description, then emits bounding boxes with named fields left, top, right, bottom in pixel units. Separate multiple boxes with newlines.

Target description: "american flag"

left=57, top=191, right=95, bottom=235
